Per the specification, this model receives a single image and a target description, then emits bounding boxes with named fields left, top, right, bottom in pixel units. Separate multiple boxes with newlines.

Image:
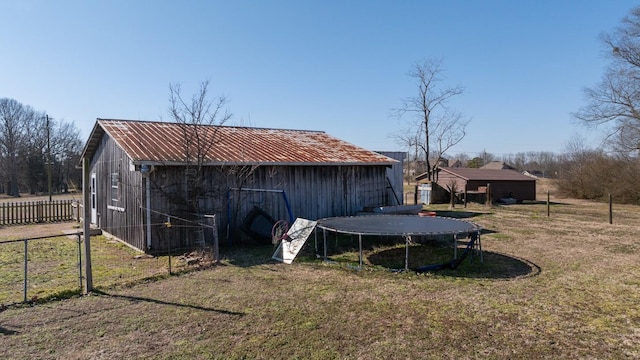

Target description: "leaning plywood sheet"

left=272, top=218, right=317, bottom=264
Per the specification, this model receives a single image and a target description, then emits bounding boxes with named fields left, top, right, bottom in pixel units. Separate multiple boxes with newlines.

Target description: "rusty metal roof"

left=81, top=119, right=396, bottom=166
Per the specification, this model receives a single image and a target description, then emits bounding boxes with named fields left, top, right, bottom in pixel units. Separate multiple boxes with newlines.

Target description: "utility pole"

left=46, top=115, right=52, bottom=202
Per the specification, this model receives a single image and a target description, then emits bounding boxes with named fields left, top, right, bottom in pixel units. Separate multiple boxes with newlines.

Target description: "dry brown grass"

left=1, top=196, right=639, bottom=359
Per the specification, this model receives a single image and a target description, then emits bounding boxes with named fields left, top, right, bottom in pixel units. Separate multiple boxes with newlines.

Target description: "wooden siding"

left=88, top=135, right=146, bottom=251
left=88, top=136, right=391, bottom=253
left=466, top=180, right=536, bottom=201
left=145, top=164, right=390, bottom=251
left=436, top=171, right=536, bottom=202
left=435, top=172, right=467, bottom=193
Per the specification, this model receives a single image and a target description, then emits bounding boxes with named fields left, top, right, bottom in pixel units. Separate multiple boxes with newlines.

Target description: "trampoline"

left=316, top=214, right=482, bottom=271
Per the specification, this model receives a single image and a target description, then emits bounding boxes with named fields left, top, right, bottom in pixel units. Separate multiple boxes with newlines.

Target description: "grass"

left=0, top=236, right=82, bottom=304
left=0, top=233, right=207, bottom=305
left=1, top=197, right=640, bottom=359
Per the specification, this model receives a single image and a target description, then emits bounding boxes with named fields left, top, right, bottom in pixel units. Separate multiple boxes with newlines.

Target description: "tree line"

left=0, top=97, right=83, bottom=198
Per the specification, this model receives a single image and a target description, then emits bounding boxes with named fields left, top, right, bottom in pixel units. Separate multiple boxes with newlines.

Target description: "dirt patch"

left=0, top=222, right=80, bottom=241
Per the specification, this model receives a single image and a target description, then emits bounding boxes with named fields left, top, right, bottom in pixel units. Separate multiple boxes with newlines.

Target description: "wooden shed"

left=417, top=167, right=536, bottom=204
left=79, top=119, right=398, bottom=253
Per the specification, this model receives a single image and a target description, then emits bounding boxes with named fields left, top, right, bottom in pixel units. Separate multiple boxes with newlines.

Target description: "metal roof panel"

left=438, top=167, right=535, bottom=181
left=86, top=119, right=396, bottom=166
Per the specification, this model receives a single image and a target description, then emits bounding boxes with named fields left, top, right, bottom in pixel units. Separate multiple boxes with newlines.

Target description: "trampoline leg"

left=454, top=235, right=458, bottom=259
left=405, top=235, right=410, bottom=271
left=323, top=229, right=327, bottom=261
left=359, top=234, right=363, bottom=269
left=314, top=229, right=317, bottom=255
left=478, top=231, right=483, bottom=263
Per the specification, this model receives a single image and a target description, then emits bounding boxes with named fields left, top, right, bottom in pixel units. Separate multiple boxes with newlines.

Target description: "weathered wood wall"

left=466, top=180, right=536, bottom=202
left=89, top=134, right=392, bottom=252
left=435, top=172, right=467, bottom=194
left=146, top=164, right=391, bottom=250
left=436, top=170, right=536, bottom=203
left=89, top=135, right=146, bottom=251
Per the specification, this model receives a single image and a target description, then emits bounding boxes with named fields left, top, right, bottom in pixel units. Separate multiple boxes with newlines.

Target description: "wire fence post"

left=547, top=190, right=550, bottom=217
left=82, top=157, right=93, bottom=294
left=609, top=193, right=613, bottom=224
left=166, top=216, right=172, bottom=275
left=205, top=214, right=219, bottom=263
left=23, top=238, right=28, bottom=303
left=77, top=233, right=83, bottom=293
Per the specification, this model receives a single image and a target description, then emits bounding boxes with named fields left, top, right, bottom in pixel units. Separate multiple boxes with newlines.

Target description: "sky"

left=1, top=0, right=638, bottom=159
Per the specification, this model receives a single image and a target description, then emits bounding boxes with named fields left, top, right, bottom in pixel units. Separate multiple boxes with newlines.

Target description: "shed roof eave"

left=77, top=120, right=104, bottom=167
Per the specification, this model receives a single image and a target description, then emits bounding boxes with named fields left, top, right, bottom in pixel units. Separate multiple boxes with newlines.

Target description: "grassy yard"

left=1, top=198, right=639, bottom=359
left=0, top=228, right=206, bottom=306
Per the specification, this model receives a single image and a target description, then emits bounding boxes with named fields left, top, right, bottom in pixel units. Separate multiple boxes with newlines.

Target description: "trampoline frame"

left=315, top=215, right=483, bottom=271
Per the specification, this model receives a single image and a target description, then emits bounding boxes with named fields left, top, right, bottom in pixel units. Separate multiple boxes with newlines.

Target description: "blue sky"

left=1, top=0, right=637, bottom=158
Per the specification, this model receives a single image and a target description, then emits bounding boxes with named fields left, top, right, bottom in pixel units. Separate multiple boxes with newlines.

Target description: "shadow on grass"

left=500, top=200, right=571, bottom=206
left=367, top=245, right=541, bottom=279
left=0, top=325, right=18, bottom=335
left=220, top=229, right=540, bottom=280
left=222, top=245, right=278, bottom=267
left=429, top=210, right=489, bottom=218
left=93, top=290, right=245, bottom=316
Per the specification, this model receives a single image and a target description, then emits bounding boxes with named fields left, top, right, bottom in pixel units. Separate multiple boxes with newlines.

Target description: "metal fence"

left=0, top=200, right=78, bottom=225
left=0, top=226, right=218, bottom=307
left=0, top=233, right=84, bottom=306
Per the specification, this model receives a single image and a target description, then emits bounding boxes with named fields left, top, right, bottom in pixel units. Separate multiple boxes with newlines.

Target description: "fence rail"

left=0, top=232, right=83, bottom=306
left=0, top=200, right=78, bottom=225
left=0, top=233, right=216, bottom=307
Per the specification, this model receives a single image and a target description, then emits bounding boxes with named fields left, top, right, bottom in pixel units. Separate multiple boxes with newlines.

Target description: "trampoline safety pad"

left=316, top=215, right=479, bottom=236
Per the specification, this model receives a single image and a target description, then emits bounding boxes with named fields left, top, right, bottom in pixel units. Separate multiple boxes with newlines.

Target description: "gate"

left=0, top=232, right=83, bottom=306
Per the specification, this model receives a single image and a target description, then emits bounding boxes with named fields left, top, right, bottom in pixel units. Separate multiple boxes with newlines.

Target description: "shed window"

left=111, top=172, right=119, bottom=206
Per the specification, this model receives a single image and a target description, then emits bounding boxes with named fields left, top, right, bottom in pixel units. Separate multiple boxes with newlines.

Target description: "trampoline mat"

left=316, top=215, right=479, bottom=236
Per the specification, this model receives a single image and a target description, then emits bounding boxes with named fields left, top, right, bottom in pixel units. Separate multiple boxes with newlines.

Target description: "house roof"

left=480, top=161, right=516, bottom=170
left=416, top=167, right=535, bottom=182
left=437, top=167, right=534, bottom=181
left=81, top=119, right=397, bottom=166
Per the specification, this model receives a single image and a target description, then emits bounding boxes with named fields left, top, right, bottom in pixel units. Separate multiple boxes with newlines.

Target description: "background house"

left=417, top=167, right=537, bottom=204
left=480, top=161, right=517, bottom=170
left=80, top=119, right=399, bottom=253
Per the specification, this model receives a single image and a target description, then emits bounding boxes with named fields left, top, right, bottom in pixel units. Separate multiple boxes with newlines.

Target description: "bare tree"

left=466, top=149, right=495, bottom=168
left=164, top=80, right=233, bottom=215
left=0, top=98, right=83, bottom=196
left=169, top=80, right=232, bottom=169
left=0, top=98, right=30, bottom=196
left=451, top=152, right=469, bottom=167
left=394, top=59, right=469, bottom=181
left=22, top=109, right=48, bottom=194
left=51, top=120, right=83, bottom=191
left=390, top=126, right=421, bottom=182
left=575, top=6, right=640, bottom=152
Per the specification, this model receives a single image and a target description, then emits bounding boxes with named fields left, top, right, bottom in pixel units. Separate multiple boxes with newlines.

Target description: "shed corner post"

left=82, top=157, right=93, bottom=294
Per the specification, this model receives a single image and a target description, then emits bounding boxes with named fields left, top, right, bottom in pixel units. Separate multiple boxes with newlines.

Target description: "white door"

left=91, top=173, right=97, bottom=225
